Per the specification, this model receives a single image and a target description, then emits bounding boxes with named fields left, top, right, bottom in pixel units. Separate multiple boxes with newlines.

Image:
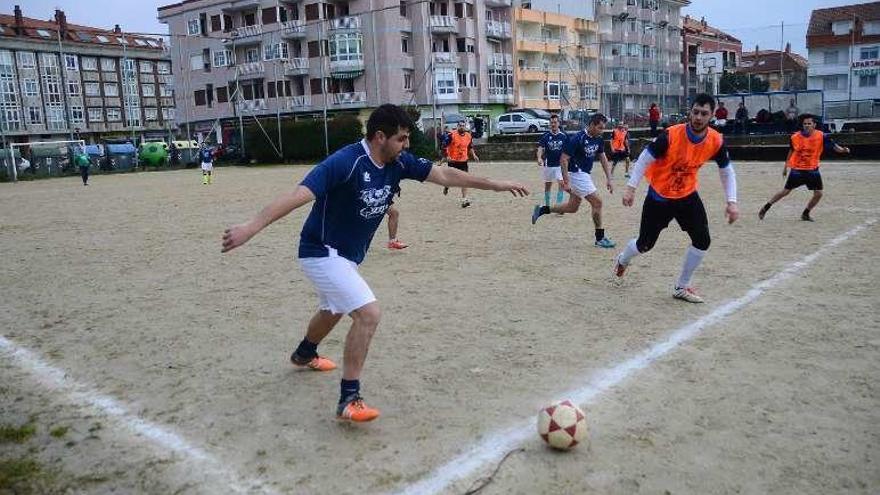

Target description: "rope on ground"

left=462, top=447, right=526, bottom=495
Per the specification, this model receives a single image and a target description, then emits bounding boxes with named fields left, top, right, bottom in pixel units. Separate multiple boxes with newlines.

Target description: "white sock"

left=676, top=246, right=707, bottom=289
left=618, top=239, right=640, bottom=266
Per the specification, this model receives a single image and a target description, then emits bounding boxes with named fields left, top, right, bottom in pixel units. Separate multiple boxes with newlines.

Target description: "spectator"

left=735, top=102, right=749, bottom=134
left=714, top=101, right=729, bottom=129
left=785, top=98, right=799, bottom=132
left=648, top=102, right=661, bottom=137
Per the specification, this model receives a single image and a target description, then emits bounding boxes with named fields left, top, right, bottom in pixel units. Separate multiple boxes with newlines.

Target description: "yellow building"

left=513, top=8, right=600, bottom=111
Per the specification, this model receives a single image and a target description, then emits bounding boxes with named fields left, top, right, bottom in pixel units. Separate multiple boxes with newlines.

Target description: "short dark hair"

left=692, top=93, right=716, bottom=111
left=589, top=113, right=607, bottom=125
left=549, top=113, right=559, bottom=120
left=366, top=104, right=414, bottom=140
left=799, top=113, right=817, bottom=124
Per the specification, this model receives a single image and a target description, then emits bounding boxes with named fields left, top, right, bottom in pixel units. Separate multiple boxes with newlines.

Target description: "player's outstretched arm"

left=833, top=143, right=851, bottom=154
left=425, top=166, right=528, bottom=197
left=598, top=152, right=613, bottom=193
left=622, top=147, right=655, bottom=206
left=222, top=185, right=316, bottom=253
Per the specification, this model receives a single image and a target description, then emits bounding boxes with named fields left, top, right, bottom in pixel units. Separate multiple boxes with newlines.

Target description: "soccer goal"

left=8, top=139, right=85, bottom=182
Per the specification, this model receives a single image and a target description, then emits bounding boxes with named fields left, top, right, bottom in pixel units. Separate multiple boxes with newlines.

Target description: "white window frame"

left=23, top=78, right=38, bottom=96
left=101, top=58, right=116, bottom=71
left=264, top=42, right=289, bottom=61
left=139, top=60, right=154, bottom=73
left=81, top=57, right=98, bottom=70
left=187, top=18, right=201, bottom=36
left=213, top=49, right=233, bottom=67
left=329, top=33, right=363, bottom=62
left=106, top=108, right=121, bottom=121
left=860, top=46, right=879, bottom=61
left=84, top=82, right=100, bottom=96
left=859, top=74, right=877, bottom=87
left=246, top=48, right=260, bottom=64
left=162, top=107, right=175, bottom=120
left=17, top=51, right=35, bottom=68
left=104, top=83, right=119, bottom=96
left=67, top=79, right=80, bottom=96
left=144, top=107, right=158, bottom=120
left=823, top=50, right=839, bottom=65
left=157, top=61, right=171, bottom=74
left=160, top=84, right=173, bottom=97
left=27, top=105, right=42, bottom=124
left=435, top=67, right=456, bottom=96
left=88, top=108, right=103, bottom=122
left=64, top=54, right=78, bottom=70
left=70, top=105, right=85, bottom=125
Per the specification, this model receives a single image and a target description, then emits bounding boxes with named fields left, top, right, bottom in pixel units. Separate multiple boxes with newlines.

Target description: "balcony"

left=281, top=20, right=306, bottom=38
left=485, top=20, right=511, bottom=39
left=329, top=16, right=361, bottom=32
left=236, top=61, right=265, bottom=78
left=223, top=24, right=262, bottom=45
left=283, top=57, right=309, bottom=76
left=488, top=87, right=514, bottom=102
left=285, top=95, right=312, bottom=110
left=330, top=91, right=367, bottom=107
left=518, top=66, right=545, bottom=81
left=235, top=98, right=267, bottom=112
left=329, top=56, right=365, bottom=77
left=430, top=15, right=457, bottom=34
left=488, top=53, right=513, bottom=69
left=433, top=52, right=457, bottom=67
left=485, top=0, right=511, bottom=6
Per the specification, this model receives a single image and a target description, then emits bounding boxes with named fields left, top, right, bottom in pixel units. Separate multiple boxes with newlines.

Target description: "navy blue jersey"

left=563, top=130, right=605, bottom=173
left=199, top=148, right=213, bottom=163
left=299, top=140, right=433, bottom=264
left=538, top=131, right=567, bottom=168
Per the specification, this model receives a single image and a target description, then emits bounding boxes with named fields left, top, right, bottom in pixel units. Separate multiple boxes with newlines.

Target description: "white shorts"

left=201, top=162, right=213, bottom=172
left=298, top=248, right=376, bottom=315
left=542, top=166, right=563, bottom=182
left=569, top=171, right=597, bottom=198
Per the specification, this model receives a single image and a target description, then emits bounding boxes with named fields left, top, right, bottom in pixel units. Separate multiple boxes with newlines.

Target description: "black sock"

left=293, top=338, right=318, bottom=360
left=540, top=205, right=551, bottom=214
left=340, top=379, right=360, bottom=404
left=803, top=208, right=811, bottom=216
left=595, top=228, right=605, bottom=242
left=763, top=202, right=772, bottom=211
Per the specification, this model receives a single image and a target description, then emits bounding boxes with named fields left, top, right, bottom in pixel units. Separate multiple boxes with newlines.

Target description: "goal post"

left=8, top=139, right=86, bottom=182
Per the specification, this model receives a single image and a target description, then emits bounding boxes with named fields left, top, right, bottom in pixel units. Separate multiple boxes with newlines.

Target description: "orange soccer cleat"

left=336, top=395, right=380, bottom=422
left=291, top=354, right=337, bottom=372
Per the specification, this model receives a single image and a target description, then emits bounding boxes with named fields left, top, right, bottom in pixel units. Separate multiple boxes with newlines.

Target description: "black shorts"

left=610, top=150, right=630, bottom=161
left=784, top=169, right=823, bottom=191
left=637, top=191, right=709, bottom=250
left=448, top=161, right=469, bottom=172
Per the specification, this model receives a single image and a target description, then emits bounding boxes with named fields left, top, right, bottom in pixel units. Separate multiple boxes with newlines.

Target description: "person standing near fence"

left=75, top=147, right=90, bottom=186
left=649, top=103, right=661, bottom=137
left=443, top=120, right=479, bottom=208
left=735, top=102, right=749, bottom=135
left=609, top=122, right=632, bottom=178
left=200, top=145, right=214, bottom=185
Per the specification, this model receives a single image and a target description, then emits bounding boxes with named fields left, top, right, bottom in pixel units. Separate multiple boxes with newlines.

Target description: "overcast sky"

left=5, top=0, right=878, bottom=56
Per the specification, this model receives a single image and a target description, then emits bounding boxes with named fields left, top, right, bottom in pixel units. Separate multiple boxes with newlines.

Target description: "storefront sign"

left=852, top=59, right=880, bottom=75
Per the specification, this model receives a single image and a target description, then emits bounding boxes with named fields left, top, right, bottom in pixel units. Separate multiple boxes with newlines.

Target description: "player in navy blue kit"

left=531, top=113, right=615, bottom=248
left=221, top=105, right=528, bottom=422
left=536, top=114, right=567, bottom=208
left=199, top=145, right=214, bottom=184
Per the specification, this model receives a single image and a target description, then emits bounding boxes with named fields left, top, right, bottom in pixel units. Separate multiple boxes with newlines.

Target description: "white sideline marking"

left=0, top=336, right=278, bottom=495
left=396, top=218, right=876, bottom=495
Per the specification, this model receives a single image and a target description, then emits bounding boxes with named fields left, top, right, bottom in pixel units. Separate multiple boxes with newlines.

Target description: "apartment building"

left=594, top=0, right=687, bottom=120
left=513, top=4, right=600, bottom=111
left=681, top=15, right=741, bottom=101
left=0, top=6, right=175, bottom=143
left=740, top=44, right=807, bottom=92
left=807, top=1, right=880, bottom=119
left=157, top=0, right=518, bottom=133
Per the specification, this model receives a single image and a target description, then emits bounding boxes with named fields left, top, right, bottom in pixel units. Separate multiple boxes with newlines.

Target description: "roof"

left=0, top=12, right=165, bottom=50
left=739, top=50, right=808, bottom=74
left=807, top=1, right=880, bottom=37
left=682, top=15, right=741, bottom=44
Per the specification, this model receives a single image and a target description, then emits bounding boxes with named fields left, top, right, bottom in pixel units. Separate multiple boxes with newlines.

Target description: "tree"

left=719, top=72, right=769, bottom=94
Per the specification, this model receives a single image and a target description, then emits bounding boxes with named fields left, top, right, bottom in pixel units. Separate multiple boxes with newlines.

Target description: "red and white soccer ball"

left=537, top=400, right=588, bottom=450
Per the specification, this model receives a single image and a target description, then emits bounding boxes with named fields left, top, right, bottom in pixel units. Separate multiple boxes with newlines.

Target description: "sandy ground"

left=0, top=160, right=878, bottom=494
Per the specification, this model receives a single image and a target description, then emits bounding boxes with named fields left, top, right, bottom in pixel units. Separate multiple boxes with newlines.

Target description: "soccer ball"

left=537, top=400, right=588, bottom=450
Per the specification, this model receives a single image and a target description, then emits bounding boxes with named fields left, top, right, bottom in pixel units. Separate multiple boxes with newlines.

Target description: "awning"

left=331, top=70, right=364, bottom=80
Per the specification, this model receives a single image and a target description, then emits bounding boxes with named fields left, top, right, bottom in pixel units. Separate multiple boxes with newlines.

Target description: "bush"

left=244, top=114, right=364, bottom=163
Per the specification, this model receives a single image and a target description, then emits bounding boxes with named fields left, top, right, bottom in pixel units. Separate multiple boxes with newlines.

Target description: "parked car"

left=441, top=113, right=469, bottom=132
left=496, top=112, right=550, bottom=134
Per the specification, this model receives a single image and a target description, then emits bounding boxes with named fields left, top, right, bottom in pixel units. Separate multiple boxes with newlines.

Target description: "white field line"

left=396, top=218, right=876, bottom=495
left=0, top=336, right=279, bottom=495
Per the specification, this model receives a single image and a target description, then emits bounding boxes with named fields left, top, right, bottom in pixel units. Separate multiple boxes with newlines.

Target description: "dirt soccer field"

left=1, top=160, right=878, bottom=494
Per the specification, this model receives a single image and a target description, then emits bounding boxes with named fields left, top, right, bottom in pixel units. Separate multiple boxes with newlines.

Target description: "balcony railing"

left=329, top=16, right=361, bottom=31
left=433, top=52, right=457, bottom=66
left=283, top=58, right=309, bottom=75
left=286, top=95, right=312, bottom=110
left=236, top=61, right=265, bottom=77
left=282, top=20, right=306, bottom=37
left=235, top=98, right=267, bottom=112
left=223, top=24, right=262, bottom=45
left=485, top=20, right=511, bottom=39
left=488, top=53, right=513, bottom=68
left=430, top=15, right=457, bottom=33
left=330, top=92, right=366, bottom=106
left=329, top=56, right=365, bottom=74
left=485, top=0, right=512, bottom=6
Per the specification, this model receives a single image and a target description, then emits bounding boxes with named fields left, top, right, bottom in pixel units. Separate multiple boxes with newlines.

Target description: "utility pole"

left=56, top=28, right=75, bottom=141
left=848, top=13, right=856, bottom=117
left=318, top=17, right=329, bottom=157
left=779, top=21, right=784, bottom=91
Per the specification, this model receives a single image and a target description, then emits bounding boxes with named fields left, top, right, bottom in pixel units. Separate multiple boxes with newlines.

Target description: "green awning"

left=331, top=70, right=364, bottom=80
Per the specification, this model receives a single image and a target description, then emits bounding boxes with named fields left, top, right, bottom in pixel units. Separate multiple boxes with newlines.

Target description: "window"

left=162, top=107, right=175, bottom=120
left=104, top=83, right=119, bottom=96
left=194, top=89, right=206, bottom=105
left=865, top=21, right=880, bottom=36
left=106, top=108, right=121, bottom=121
left=831, top=20, right=853, bottom=36
left=244, top=11, right=257, bottom=26
left=499, top=115, right=510, bottom=123
left=96, top=35, right=109, bottom=43
left=859, top=74, right=877, bottom=87
left=70, top=105, right=84, bottom=125
left=67, top=79, right=80, bottom=96
left=308, top=41, right=321, bottom=58
left=190, top=54, right=205, bottom=70
left=400, top=0, right=407, bottom=16
left=310, top=78, right=323, bottom=94
left=145, top=107, right=158, bottom=120
left=217, top=86, right=228, bottom=102
left=160, top=84, right=172, bottom=97
left=84, top=82, right=99, bottom=96
left=27, top=106, right=41, bottom=124
left=37, top=29, right=51, bottom=38
left=82, top=57, right=97, bottom=70
left=329, top=33, right=363, bottom=62
left=305, top=3, right=320, bottom=21
left=469, top=73, right=477, bottom=87
left=213, top=49, right=233, bottom=67
left=88, top=108, right=103, bottom=121
left=823, top=75, right=844, bottom=90
left=824, top=50, right=839, bottom=64
left=142, top=84, right=156, bottom=97
left=264, top=42, right=289, bottom=61
left=262, top=7, right=278, bottom=24
left=466, top=3, right=474, bottom=18
left=454, top=3, right=463, bottom=18
left=188, top=18, right=201, bottom=35
left=435, top=67, right=456, bottom=96
left=140, top=60, right=154, bottom=73
left=17, top=52, right=35, bottom=68
left=157, top=61, right=171, bottom=74
left=246, top=48, right=260, bottom=63
left=513, top=114, right=526, bottom=122
left=860, top=47, right=879, bottom=60
left=101, top=58, right=116, bottom=71
left=404, top=70, right=412, bottom=90
left=401, top=35, right=409, bottom=54
left=24, top=78, right=38, bottom=96
left=211, top=14, right=222, bottom=31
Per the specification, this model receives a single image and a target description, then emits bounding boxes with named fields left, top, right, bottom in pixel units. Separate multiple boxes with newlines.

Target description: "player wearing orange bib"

left=443, top=120, right=480, bottom=208
left=609, top=122, right=631, bottom=178
left=613, top=94, right=739, bottom=303
left=758, top=114, right=850, bottom=222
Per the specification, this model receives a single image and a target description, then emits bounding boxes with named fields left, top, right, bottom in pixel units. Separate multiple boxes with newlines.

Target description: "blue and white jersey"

left=563, top=130, right=605, bottom=174
left=538, top=131, right=567, bottom=168
left=299, top=139, right=433, bottom=264
left=199, top=148, right=213, bottom=163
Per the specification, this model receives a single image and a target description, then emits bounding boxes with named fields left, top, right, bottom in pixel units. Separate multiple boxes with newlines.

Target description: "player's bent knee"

left=691, top=231, right=711, bottom=250
left=352, top=303, right=381, bottom=328
left=636, top=238, right=656, bottom=253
